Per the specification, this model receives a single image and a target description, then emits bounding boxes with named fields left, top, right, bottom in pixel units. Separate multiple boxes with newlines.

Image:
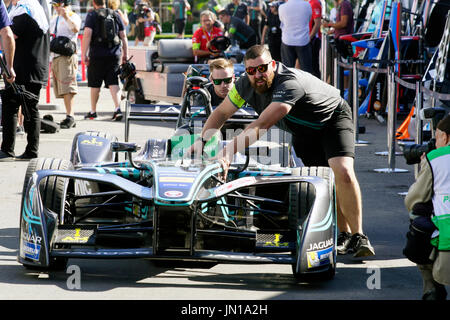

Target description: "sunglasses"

left=52, top=3, right=64, bottom=7
left=245, top=62, right=270, bottom=75
left=212, top=77, right=233, bottom=85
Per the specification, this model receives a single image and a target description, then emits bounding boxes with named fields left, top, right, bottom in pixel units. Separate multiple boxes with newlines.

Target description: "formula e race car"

left=18, top=79, right=337, bottom=281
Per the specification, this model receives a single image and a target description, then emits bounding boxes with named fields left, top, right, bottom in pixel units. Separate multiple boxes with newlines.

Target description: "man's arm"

left=81, top=27, right=92, bottom=66
left=310, top=17, right=321, bottom=40
left=119, top=29, right=128, bottom=64
left=0, top=25, right=15, bottom=83
left=218, top=101, right=291, bottom=164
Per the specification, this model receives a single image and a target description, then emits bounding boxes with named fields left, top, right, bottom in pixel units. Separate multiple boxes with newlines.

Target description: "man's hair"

left=244, top=45, right=272, bottom=62
left=93, top=0, right=105, bottom=6
left=209, top=58, right=234, bottom=73
left=437, top=114, right=450, bottom=135
left=200, top=10, right=216, bottom=20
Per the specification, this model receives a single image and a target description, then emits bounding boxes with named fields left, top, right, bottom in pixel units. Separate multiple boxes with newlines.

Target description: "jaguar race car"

left=18, top=79, right=337, bottom=281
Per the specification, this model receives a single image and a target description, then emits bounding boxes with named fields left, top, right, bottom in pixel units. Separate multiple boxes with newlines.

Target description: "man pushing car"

left=188, top=45, right=375, bottom=258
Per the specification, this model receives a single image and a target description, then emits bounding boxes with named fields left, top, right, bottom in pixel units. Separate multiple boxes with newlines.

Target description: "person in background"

left=0, top=0, right=48, bottom=161
left=404, top=115, right=450, bottom=300
left=82, top=0, right=128, bottom=121
left=172, top=0, right=190, bottom=39
left=109, top=0, right=129, bottom=27
left=225, top=0, right=249, bottom=24
left=142, top=5, right=157, bottom=46
left=49, top=0, right=81, bottom=129
left=278, top=0, right=313, bottom=73
left=192, top=10, right=223, bottom=63
left=322, top=0, right=354, bottom=45
left=261, top=1, right=282, bottom=62
left=308, top=0, right=322, bottom=78
left=248, top=0, right=264, bottom=44
left=218, top=9, right=256, bottom=50
left=134, top=0, right=150, bottom=46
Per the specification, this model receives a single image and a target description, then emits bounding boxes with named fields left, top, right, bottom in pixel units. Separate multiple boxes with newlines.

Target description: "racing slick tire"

left=289, top=166, right=336, bottom=282
left=21, top=158, right=74, bottom=270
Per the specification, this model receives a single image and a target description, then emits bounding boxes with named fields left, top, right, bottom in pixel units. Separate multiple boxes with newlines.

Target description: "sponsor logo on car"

left=307, top=238, right=333, bottom=251
left=23, top=241, right=41, bottom=261
left=80, top=137, right=103, bottom=147
left=164, top=190, right=184, bottom=198
left=306, top=246, right=333, bottom=269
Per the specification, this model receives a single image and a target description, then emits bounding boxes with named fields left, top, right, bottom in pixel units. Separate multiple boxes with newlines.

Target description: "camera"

left=401, top=106, right=448, bottom=164
left=119, top=58, right=136, bottom=82
left=402, top=138, right=436, bottom=165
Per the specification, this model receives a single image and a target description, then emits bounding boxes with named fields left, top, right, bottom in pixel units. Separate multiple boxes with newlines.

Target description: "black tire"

left=70, top=130, right=118, bottom=165
left=289, top=166, right=336, bottom=281
left=21, top=158, right=74, bottom=270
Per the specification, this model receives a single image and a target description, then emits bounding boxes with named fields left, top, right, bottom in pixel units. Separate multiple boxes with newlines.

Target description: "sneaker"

left=84, top=111, right=97, bottom=120
left=0, top=150, right=15, bottom=162
left=336, top=231, right=352, bottom=255
left=422, top=285, right=447, bottom=300
left=112, top=109, right=123, bottom=121
left=60, top=116, right=76, bottom=129
left=348, top=233, right=375, bottom=258
left=16, top=125, right=25, bottom=135
left=15, top=152, right=37, bottom=161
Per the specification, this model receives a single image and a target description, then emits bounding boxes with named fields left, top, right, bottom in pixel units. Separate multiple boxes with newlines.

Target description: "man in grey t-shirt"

left=192, top=45, right=375, bottom=258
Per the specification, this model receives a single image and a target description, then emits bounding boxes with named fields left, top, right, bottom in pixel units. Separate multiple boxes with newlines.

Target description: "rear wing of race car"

left=124, top=101, right=259, bottom=141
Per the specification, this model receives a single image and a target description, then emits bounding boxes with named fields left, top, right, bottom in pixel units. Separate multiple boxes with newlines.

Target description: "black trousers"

left=1, top=82, right=42, bottom=157
left=281, top=42, right=313, bottom=74
left=311, top=37, right=321, bottom=78
left=268, top=37, right=282, bottom=62
left=250, top=19, right=262, bottom=44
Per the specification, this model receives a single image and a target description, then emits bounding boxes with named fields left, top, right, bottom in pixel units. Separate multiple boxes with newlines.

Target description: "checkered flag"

left=435, top=12, right=450, bottom=83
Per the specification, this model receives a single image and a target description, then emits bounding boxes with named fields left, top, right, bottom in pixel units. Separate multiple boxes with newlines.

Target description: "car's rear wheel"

left=289, top=166, right=336, bottom=281
left=21, top=158, right=74, bottom=270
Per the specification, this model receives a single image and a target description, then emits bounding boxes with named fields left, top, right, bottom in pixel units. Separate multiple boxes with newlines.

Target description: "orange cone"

left=396, top=106, right=415, bottom=140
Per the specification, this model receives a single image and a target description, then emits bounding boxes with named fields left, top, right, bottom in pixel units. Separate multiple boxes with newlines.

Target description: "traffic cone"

left=396, top=106, right=415, bottom=140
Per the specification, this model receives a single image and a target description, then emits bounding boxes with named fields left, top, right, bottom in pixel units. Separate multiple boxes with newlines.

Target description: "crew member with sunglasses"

left=207, top=58, right=235, bottom=107
left=192, top=45, right=375, bottom=258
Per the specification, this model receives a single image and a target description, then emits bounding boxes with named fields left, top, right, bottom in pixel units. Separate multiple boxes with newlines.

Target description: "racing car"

left=18, top=77, right=337, bottom=281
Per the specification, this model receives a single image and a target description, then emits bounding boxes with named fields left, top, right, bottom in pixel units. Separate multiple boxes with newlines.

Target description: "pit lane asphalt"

left=0, top=84, right=446, bottom=301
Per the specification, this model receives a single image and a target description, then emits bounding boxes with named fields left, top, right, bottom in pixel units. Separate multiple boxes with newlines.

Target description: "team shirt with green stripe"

left=227, top=62, right=343, bottom=133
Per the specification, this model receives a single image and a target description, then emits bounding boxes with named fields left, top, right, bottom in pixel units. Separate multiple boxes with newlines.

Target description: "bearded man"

left=192, top=45, right=375, bottom=258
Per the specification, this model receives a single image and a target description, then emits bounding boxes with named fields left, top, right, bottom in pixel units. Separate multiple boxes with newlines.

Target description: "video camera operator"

left=404, top=114, right=450, bottom=300
left=135, top=1, right=157, bottom=46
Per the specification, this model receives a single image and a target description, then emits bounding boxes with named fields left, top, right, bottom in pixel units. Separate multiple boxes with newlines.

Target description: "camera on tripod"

left=402, top=106, right=449, bottom=164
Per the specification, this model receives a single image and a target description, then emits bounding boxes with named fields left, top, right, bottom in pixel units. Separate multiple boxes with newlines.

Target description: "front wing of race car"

left=18, top=163, right=335, bottom=278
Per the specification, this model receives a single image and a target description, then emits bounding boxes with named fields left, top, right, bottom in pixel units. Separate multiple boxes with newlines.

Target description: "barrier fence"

left=324, top=42, right=450, bottom=174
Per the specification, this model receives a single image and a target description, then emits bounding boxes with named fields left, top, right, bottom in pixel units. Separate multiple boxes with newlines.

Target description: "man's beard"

left=249, top=75, right=273, bottom=93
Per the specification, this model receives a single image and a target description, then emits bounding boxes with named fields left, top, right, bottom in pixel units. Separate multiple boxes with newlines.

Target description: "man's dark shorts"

left=174, top=19, right=186, bottom=34
left=87, top=56, right=120, bottom=88
left=292, top=100, right=355, bottom=167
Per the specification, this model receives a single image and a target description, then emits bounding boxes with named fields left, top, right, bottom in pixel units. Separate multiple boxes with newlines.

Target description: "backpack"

left=94, top=8, right=121, bottom=48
